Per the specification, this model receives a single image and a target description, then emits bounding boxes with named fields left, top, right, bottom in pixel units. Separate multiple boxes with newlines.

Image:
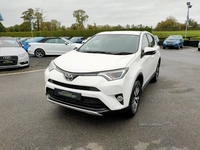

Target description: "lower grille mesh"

left=46, top=88, right=109, bottom=111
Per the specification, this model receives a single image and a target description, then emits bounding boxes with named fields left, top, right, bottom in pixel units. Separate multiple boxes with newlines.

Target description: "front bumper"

left=163, top=43, right=180, bottom=48
left=0, top=56, right=29, bottom=69
left=45, top=68, right=134, bottom=116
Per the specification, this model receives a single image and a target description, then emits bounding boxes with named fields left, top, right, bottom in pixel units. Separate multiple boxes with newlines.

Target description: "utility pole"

left=184, top=2, right=192, bottom=40
left=29, top=16, right=34, bottom=37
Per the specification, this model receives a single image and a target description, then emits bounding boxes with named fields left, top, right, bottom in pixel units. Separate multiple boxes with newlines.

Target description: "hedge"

left=0, top=28, right=152, bottom=38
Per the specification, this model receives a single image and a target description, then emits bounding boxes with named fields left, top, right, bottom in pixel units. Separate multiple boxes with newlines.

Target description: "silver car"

left=0, top=37, right=29, bottom=69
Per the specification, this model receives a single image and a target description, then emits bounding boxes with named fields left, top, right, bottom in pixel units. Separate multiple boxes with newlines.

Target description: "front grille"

left=46, top=88, right=109, bottom=111
left=0, top=56, right=18, bottom=66
left=48, top=79, right=100, bottom=91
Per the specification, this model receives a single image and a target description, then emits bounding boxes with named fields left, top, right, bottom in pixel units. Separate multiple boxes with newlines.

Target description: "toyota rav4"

left=44, top=31, right=161, bottom=117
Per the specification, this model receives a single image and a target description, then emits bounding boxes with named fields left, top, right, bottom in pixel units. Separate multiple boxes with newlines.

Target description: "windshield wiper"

left=113, top=52, right=133, bottom=55
left=82, top=51, right=115, bottom=54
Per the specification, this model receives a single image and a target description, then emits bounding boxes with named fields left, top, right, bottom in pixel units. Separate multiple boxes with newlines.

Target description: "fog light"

left=115, top=94, right=124, bottom=104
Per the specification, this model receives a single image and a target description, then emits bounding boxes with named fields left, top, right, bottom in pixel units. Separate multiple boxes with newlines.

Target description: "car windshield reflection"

left=0, top=39, right=20, bottom=47
left=79, top=34, right=139, bottom=54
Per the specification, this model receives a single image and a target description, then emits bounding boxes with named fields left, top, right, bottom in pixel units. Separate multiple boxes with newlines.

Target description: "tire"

left=163, top=46, right=166, bottom=49
left=125, top=81, right=141, bottom=118
left=198, top=48, right=200, bottom=51
left=35, top=49, right=45, bottom=58
left=151, top=61, right=160, bottom=83
left=177, top=45, right=180, bottom=50
left=180, top=44, right=183, bottom=48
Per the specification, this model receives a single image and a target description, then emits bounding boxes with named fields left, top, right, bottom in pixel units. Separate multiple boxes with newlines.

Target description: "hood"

left=164, top=39, right=179, bottom=43
left=0, top=47, right=25, bottom=56
left=54, top=50, right=135, bottom=72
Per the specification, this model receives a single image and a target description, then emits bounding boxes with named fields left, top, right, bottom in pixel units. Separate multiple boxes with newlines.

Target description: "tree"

left=126, top=24, right=130, bottom=29
left=70, top=23, right=78, bottom=30
left=155, top=16, right=182, bottom=31
left=0, top=22, right=6, bottom=32
left=73, top=9, right=89, bottom=30
left=21, top=8, right=34, bottom=22
left=60, top=25, right=66, bottom=31
left=34, top=9, right=42, bottom=31
left=50, top=19, right=61, bottom=31
left=42, top=22, right=51, bottom=31
left=21, top=8, right=46, bottom=31
left=19, top=22, right=31, bottom=31
left=187, top=18, right=198, bottom=29
left=13, top=24, right=20, bottom=32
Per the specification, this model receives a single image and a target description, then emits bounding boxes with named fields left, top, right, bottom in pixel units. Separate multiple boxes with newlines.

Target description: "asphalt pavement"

left=0, top=47, right=200, bottom=150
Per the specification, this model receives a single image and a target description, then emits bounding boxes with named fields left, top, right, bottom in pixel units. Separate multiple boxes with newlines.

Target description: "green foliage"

left=50, top=19, right=61, bottom=30
left=20, top=8, right=46, bottom=31
left=155, top=16, right=184, bottom=31
left=153, top=30, right=200, bottom=40
left=0, top=22, right=6, bottom=32
left=19, top=22, right=31, bottom=31
left=0, top=28, right=152, bottom=38
left=155, top=16, right=200, bottom=31
left=188, top=18, right=199, bottom=29
left=21, top=8, right=34, bottom=22
left=73, top=9, right=89, bottom=30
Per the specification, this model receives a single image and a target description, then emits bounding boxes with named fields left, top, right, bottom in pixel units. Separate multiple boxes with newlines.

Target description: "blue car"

left=70, top=37, right=85, bottom=43
left=163, top=35, right=184, bottom=50
left=21, top=37, right=43, bottom=51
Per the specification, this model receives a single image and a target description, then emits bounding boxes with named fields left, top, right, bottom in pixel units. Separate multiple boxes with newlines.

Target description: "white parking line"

left=0, top=69, right=45, bottom=77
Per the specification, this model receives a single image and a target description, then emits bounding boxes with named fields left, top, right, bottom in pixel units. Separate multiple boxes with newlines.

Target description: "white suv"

left=44, top=31, right=161, bottom=117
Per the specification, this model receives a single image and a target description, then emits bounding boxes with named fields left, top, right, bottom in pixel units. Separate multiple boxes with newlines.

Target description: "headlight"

left=18, top=53, right=27, bottom=58
left=48, top=61, right=57, bottom=72
left=98, top=68, right=128, bottom=81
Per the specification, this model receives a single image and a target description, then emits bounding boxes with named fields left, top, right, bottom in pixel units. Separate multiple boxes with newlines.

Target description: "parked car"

left=60, top=36, right=70, bottom=40
left=18, top=37, right=30, bottom=43
left=198, top=41, right=200, bottom=51
left=28, top=37, right=82, bottom=58
left=0, top=37, right=29, bottom=69
left=44, top=31, right=161, bottom=117
left=21, top=37, right=44, bottom=51
left=70, top=37, right=85, bottom=43
left=153, top=35, right=159, bottom=44
left=163, top=35, right=184, bottom=49
left=82, top=37, right=91, bottom=44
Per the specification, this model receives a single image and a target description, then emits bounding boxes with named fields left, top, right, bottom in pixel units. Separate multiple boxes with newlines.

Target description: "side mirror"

left=143, top=47, right=156, bottom=56
left=65, top=42, right=68, bottom=45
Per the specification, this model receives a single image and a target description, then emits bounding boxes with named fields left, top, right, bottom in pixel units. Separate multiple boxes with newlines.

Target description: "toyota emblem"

left=65, top=73, right=74, bottom=81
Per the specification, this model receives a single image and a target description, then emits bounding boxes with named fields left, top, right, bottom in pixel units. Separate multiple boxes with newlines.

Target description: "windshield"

left=79, top=34, right=139, bottom=55
left=70, top=37, right=82, bottom=43
left=63, top=39, right=73, bottom=44
left=167, top=36, right=181, bottom=40
left=26, top=37, right=43, bottom=42
left=0, top=39, right=20, bottom=47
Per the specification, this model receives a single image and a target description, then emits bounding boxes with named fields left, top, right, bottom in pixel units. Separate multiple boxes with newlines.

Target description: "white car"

left=0, top=37, right=29, bottom=69
left=28, top=37, right=81, bottom=58
left=44, top=31, right=161, bottom=117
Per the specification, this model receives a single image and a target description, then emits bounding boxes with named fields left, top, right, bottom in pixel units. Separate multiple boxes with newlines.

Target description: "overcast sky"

left=0, top=0, right=200, bottom=28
